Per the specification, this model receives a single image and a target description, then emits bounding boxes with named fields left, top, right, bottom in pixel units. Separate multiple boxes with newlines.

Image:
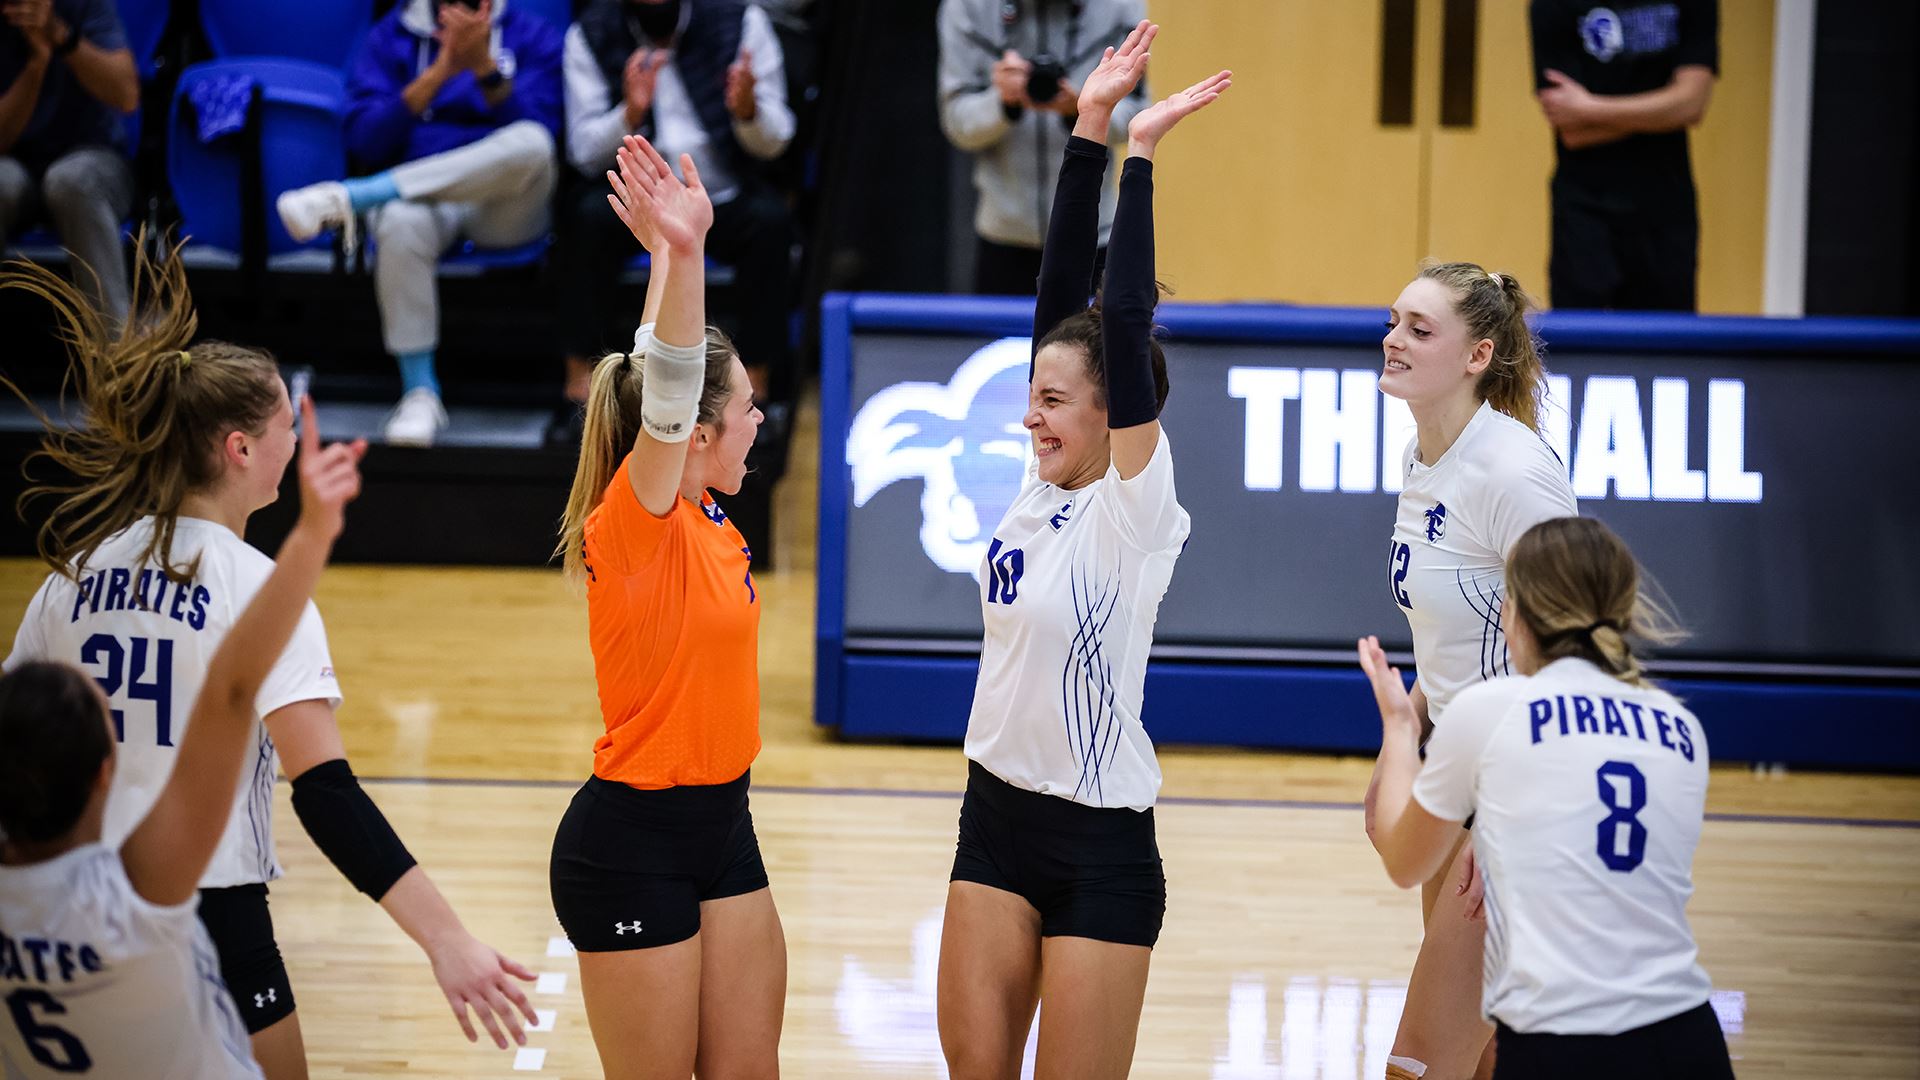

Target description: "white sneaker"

left=276, top=181, right=355, bottom=249
left=384, top=387, right=448, bottom=447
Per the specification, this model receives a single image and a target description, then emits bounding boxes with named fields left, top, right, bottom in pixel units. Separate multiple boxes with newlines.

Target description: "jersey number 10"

left=79, top=632, right=175, bottom=747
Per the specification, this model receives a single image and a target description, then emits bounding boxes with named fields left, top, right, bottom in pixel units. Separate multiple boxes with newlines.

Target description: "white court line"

left=531, top=1009, right=556, bottom=1033
left=513, top=1047, right=547, bottom=1071
left=546, top=936, right=575, bottom=958
left=535, top=972, right=568, bottom=995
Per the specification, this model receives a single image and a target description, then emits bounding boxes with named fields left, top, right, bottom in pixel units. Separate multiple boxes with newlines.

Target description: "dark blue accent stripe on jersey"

left=1456, top=567, right=1508, bottom=681
left=1063, top=556, right=1123, bottom=805
left=248, top=732, right=275, bottom=880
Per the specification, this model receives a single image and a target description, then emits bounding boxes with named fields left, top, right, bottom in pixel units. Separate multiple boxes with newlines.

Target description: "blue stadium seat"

left=200, top=0, right=372, bottom=71
left=117, top=0, right=169, bottom=79
left=168, top=59, right=348, bottom=255
left=437, top=235, right=552, bottom=275
left=511, top=0, right=575, bottom=34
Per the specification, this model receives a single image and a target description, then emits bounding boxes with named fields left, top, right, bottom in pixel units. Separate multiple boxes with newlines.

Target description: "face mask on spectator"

left=626, top=0, right=683, bottom=43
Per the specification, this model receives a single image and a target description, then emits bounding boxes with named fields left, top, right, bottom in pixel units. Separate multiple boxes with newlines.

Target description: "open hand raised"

left=1127, top=68, right=1232, bottom=155
left=607, top=134, right=712, bottom=255
left=1078, top=20, right=1156, bottom=118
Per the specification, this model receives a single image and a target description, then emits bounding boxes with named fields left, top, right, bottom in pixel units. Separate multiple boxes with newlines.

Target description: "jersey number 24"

left=79, top=632, right=175, bottom=746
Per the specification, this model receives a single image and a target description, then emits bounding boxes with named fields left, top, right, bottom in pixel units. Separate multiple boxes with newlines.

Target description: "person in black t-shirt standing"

left=1530, top=2, right=1718, bottom=311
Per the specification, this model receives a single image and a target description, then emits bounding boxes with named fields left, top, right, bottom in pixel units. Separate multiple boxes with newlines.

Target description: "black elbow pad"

left=289, top=758, right=417, bottom=901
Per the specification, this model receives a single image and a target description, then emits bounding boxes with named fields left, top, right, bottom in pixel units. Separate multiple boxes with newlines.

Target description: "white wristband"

left=638, top=331, right=705, bottom=444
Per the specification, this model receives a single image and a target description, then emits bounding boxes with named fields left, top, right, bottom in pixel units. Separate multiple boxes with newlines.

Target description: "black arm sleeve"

left=1032, top=135, right=1110, bottom=370
left=1100, top=156, right=1159, bottom=430
left=289, top=758, right=418, bottom=901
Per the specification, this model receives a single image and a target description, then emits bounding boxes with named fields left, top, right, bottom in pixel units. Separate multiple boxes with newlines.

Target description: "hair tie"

left=176, top=349, right=191, bottom=368
left=1587, top=619, right=1621, bottom=636
left=1487, top=272, right=1502, bottom=289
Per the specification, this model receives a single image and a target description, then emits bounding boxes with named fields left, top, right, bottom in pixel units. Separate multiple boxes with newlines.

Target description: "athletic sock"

left=1385, top=1057, right=1429, bottom=1079
left=396, top=350, right=440, bottom=397
left=343, top=172, right=401, bottom=214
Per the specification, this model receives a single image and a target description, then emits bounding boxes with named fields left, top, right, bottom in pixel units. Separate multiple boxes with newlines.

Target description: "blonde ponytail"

left=553, top=327, right=744, bottom=584
left=1506, top=517, right=1684, bottom=688
left=0, top=233, right=282, bottom=583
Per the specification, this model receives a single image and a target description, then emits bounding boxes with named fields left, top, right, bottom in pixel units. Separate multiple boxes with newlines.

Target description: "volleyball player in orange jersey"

left=548, top=134, right=776, bottom=1080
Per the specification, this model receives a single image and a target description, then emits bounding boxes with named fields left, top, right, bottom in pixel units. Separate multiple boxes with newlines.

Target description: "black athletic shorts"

left=949, top=760, right=1166, bottom=948
left=549, top=771, right=769, bottom=952
left=197, top=883, right=294, bottom=1034
left=1494, top=1001, right=1733, bottom=1080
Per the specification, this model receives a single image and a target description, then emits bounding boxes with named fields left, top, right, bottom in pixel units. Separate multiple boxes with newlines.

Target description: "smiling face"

left=1025, top=343, right=1111, bottom=490
left=1379, top=276, right=1493, bottom=408
left=692, top=358, right=762, bottom=496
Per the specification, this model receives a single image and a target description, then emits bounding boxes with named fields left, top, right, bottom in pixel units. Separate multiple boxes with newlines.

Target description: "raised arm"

left=1105, top=65, right=1230, bottom=479
left=1032, top=20, right=1154, bottom=361
left=605, top=134, right=714, bottom=516
left=121, top=398, right=363, bottom=907
left=1357, top=636, right=1461, bottom=888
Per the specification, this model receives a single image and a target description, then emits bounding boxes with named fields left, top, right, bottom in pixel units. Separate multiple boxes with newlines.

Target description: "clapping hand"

left=623, top=47, right=667, bottom=127
left=435, top=0, right=493, bottom=75
left=1077, top=20, right=1156, bottom=119
left=1126, top=67, right=1231, bottom=156
left=607, top=134, right=712, bottom=256
left=725, top=47, right=757, bottom=121
left=1357, top=635, right=1420, bottom=746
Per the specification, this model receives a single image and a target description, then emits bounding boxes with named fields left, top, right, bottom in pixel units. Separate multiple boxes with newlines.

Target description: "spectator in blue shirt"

left=277, top=0, right=563, bottom=447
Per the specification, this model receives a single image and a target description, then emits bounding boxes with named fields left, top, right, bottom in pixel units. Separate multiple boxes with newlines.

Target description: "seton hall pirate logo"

left=1423, top=501, right=1448, bottom=543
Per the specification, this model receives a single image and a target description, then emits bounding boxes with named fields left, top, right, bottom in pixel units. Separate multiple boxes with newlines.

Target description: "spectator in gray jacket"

left=937, top=0, right=1144, bottom=295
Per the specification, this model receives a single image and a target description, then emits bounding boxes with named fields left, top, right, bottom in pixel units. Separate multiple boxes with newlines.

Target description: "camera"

left=1026, top=53, right=1067, bottom=105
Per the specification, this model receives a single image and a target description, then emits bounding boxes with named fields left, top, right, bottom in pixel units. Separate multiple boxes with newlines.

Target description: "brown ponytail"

left=554, top=326, right=742, bottom=583
left=0, top=235, right=283, bottom=583
left=1417, top=260, right=1547, bottom=432
left=1506, top=517, right=1684, bottom=688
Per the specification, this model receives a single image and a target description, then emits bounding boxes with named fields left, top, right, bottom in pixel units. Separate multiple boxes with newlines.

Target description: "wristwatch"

left=479, top=48, right=516, bottom=89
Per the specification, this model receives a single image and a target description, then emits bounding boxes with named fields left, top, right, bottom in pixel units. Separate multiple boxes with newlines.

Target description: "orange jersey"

left=582, top=453, right=760, bottom=788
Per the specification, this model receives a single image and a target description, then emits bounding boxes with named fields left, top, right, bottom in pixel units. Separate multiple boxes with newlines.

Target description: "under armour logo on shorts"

left=614, top=921, right=643, bottom=935
left=254, top=989, right=277, bottom=1009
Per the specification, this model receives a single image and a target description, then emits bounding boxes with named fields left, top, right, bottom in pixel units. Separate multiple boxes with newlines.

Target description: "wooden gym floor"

left=1, top=400, right=1914, bottom=1078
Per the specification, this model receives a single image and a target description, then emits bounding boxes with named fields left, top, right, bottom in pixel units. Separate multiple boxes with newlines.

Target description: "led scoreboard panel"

left=818, top=296, right=1920, bottom=766
left=834, top=302, right=1918, bottom=665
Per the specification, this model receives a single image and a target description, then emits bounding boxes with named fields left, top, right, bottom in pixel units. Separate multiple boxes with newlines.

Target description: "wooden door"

left=1148, top=0, right=1426, bottom=305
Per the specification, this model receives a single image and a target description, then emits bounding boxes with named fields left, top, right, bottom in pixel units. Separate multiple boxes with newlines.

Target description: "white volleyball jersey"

left=1390, top=401, right=1577, bottom=721
left=0, top=844, right=262, bottom=1078
left=965, top=430, right=1191, bottom=811
left=1414, top=658, right=1714, bottom=1035
left=5, top=517, right=341, bottom=888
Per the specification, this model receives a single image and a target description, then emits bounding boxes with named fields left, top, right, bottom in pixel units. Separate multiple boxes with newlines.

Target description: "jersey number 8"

left=1595, top=761, right=1649, bottom=873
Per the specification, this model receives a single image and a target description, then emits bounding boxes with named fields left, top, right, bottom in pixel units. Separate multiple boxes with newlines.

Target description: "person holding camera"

left=273, top=0, right=563, bottom=447
left=937, top=0, right=1146, bottom=296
